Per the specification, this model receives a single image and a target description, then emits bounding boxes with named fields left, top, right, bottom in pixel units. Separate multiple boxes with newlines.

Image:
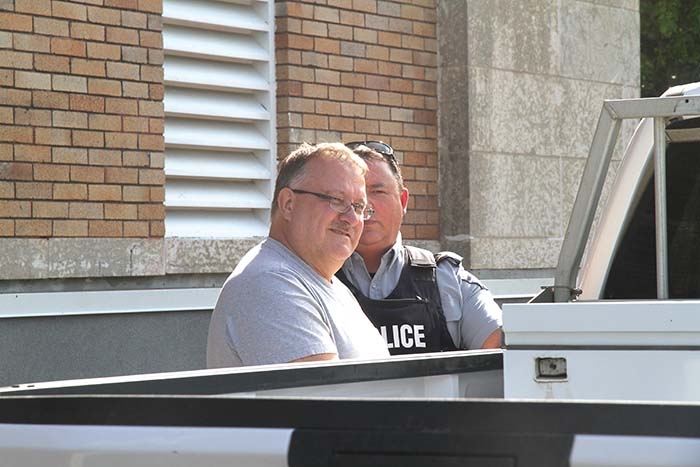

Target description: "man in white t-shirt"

left=207, top=142, right=389, bottom=367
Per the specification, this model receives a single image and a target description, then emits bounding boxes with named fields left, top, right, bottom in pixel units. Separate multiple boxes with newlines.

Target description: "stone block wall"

left=438, top=0, right=640, bottom=273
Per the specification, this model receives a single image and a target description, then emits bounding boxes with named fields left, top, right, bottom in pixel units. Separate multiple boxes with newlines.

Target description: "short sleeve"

left=218, top=270, right=339, bottom=366
left=436, top=261, right=503, bottom=349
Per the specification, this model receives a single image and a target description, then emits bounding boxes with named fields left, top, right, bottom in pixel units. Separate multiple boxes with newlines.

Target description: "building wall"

left=0, top=0, right=166, bottom=281
left=439, top=0, right=640, bottom=275
left=276, top=0, right=440, bottom=243
left=0, top=0, right=641, bottom=282
left=1, top=0, right=442, bottom=282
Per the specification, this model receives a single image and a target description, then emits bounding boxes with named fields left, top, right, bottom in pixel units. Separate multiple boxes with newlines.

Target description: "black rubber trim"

left=288, top=430, right=573, bottom=467
left=2, top=396, right=700, bottom=440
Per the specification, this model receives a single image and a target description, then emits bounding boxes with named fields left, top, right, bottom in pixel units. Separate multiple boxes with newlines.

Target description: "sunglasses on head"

left=345, top=141, right=398, bottom=165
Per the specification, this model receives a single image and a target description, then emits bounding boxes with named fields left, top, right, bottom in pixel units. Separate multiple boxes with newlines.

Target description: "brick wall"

left=0, top=0, right=164, bottom=239
left=275, top=0, right=439, bottom=241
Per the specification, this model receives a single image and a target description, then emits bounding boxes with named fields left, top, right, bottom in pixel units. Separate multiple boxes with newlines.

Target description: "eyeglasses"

left=289, top=188, right=375, bottom=220
left=345, top=141, right=398, bottom=165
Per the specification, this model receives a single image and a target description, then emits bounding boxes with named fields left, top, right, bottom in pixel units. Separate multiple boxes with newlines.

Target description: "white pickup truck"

left=506, top=81, right=700, bottom=402
left=2, top=84, right=700, bottom=466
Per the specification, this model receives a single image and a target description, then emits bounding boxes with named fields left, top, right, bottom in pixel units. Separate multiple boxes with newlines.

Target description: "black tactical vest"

left=337, top=246, right=457, bottom=355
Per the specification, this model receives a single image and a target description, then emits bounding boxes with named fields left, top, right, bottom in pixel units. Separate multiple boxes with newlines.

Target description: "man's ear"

left=400, top=187, right=409, bottom=213
left=277, top=188, right=295, bottom=220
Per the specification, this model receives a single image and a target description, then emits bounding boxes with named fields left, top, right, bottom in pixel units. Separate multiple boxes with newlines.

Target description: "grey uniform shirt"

left=340, top=236, right=502, bottom=349
left=207, top=238, right=389, bottom=368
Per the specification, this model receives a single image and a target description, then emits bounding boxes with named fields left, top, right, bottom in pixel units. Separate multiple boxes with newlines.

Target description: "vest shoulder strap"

left=434, top=251, right=489, bottom=291
left=434, top=250, right=463, bottom=268
left=404, top=245, right=436, bottom=268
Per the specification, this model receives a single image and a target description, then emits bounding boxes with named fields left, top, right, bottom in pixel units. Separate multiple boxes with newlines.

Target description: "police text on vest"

left=380, top=324, right=427, bottom=349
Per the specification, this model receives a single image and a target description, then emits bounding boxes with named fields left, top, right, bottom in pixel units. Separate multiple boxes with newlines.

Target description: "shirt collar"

left=344, top=233, right=404, bottom=275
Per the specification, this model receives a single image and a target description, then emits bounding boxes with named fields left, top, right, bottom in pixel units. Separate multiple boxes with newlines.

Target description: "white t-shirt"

left=207, top=238, right=389, bottom=368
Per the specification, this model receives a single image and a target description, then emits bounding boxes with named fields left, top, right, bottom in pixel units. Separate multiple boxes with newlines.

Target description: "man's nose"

left=339, top=205, right=362, bottom=223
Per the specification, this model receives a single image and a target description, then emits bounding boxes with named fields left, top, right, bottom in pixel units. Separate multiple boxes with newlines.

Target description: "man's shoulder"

left=240, top=238, right=310, bottom=273
left=227, top=241, right=316, bottom=290
left=218, top=256, right=326, bottom=316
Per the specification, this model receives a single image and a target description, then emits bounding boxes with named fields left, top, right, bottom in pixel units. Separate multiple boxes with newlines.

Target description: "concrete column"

left=438, top=0, right=639, bottom=275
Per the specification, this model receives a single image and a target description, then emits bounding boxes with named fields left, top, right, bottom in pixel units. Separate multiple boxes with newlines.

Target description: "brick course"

left=0, top=0, right=164, bottom=238
left=277, top=0, right=439, bottom=241
left=2, top=0, right=439, bottom=243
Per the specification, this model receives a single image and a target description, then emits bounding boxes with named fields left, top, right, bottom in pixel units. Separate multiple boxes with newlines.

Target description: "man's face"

left=356, top=158, right=408, bottom=256
left=284, top=156, right=367, bottom=277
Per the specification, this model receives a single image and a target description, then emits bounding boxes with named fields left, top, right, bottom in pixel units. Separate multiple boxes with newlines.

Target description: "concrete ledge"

left=0, top=238, right=165, bottom=280
left=165, top=237, right=264, bottom=274
left=0, top=237, right=268, bottom=280
left=0, top=287, right=219, bottom=318
left=0, top=278, right=547, bottom=319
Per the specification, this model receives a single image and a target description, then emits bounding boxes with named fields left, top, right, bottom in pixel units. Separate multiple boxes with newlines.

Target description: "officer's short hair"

left=345, top=141, right=404, bottom=190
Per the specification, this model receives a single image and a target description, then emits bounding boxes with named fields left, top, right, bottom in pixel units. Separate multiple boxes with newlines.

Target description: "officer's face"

left=356, top=158, right=408, bottom=256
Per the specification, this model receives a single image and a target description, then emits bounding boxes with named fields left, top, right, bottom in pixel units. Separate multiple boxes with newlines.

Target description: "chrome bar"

left=605, top=95, right=700, bottom=119
left=553, top=95, right=700, bottom=302
left=653, top=118, right=669, bottom=299
left=554, top=106, right=620, bottom=302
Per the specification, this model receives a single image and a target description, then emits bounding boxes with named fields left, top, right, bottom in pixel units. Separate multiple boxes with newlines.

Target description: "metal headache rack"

left=552, top=94, right=700, bottom=302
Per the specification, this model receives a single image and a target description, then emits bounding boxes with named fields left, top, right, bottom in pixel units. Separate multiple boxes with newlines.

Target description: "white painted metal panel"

left=164, top=24, right=268, bottom=62
left=163, top=0, right=268, bottom=32
left=164, top=56, right=268, bottom=91
left=503, top=300, right=700, bottom=402
left=0, top=288, right=219, bottom=318
left=505, top=349, right=700, bottom=402
left=165, top=148, right=271, bottom=180
left=571, top=435, right=700, bottom=467
left=165, top=87, right=270, bottom=121
left=0, top=282, right=533, bottom=321
left=0, top=350, right=503, bottom=398
left=163, top=0, right=275, bottom=238
left=166, top=211, right=268, bottom=238
left=252, top=370, right=503, bottom=399
left=165, top=118, right=270, bottom=151
left=166, top=179, right=269, bottom=209
left=504, top=301, right=700, bottom=346
left=0, top=424, right=291, bottom=467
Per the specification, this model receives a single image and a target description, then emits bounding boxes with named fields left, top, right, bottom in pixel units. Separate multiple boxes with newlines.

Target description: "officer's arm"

left=447, top=259, right=503, bottom=350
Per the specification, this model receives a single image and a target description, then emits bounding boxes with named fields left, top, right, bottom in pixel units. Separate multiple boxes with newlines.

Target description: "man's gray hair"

left=272, top=142, right=368, bottom=213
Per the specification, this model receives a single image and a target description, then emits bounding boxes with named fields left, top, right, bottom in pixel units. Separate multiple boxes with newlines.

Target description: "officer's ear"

left=400, top=187, right=409, bottom=213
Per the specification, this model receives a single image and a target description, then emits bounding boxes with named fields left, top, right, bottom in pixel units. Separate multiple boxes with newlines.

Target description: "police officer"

left=337, top=142, right=502, bottom=355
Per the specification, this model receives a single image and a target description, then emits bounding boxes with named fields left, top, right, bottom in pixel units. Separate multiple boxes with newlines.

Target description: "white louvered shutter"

left=162, top=0, right=275, bottom=238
